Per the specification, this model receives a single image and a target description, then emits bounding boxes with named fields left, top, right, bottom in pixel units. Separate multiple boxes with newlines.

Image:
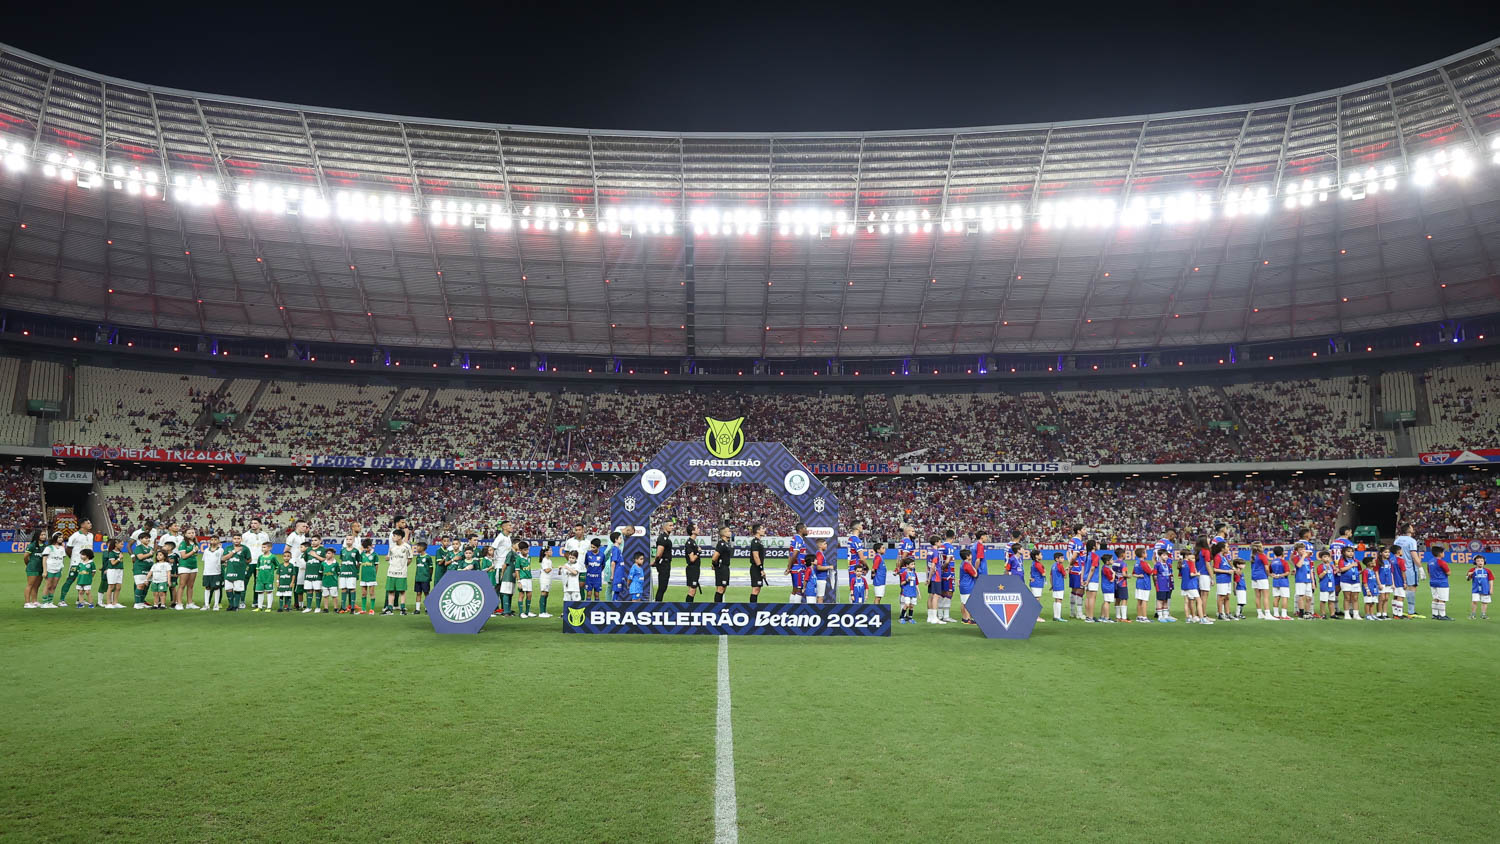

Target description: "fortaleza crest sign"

left=962, top=574, right=1042, bottom=639
left=428, top=571, right=499, bottom=634
left=562, top=601, right=890, bottom=636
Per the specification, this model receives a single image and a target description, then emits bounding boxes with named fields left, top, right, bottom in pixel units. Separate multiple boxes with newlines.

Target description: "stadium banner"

left=427, top=571, right=500, bottom=634
left=51, top=444, right=248, bottom=465
left=288, top=454, right=644, bottom=473
left=802, top=461, right=900, bottom=475
left=561, top=601, right=890, bottom=636
left=1350, top=479, right=1400, bottom=493
left=0, top=531, right=16, bottom=544
left=43, top=469, right=94, bottom=484
left=903, top=461, right=1072, bottom=474
left=962, top=574, right=1042, bottom=640
left=1418, top=448, right=1500, bottom=465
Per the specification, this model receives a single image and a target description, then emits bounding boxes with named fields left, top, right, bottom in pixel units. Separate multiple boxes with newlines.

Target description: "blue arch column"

left=609, top=440, right=840, bottom=599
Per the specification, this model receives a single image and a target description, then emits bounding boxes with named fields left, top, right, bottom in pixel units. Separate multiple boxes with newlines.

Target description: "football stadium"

left=2, top=25, right=1500, bottom=842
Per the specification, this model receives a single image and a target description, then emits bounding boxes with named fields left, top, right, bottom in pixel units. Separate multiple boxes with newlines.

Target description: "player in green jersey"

left=413, top=542, right=434, bottom=614
left=301, top=548, right=324, bottom=614
left=172, top=532, right=200, bottom=610
left=497, top=545, right=517, bottom=617
left=223, top=538, right=250, bottom=611
left=514, top=542, right=535, bottom=618
left=275, top=559, right=296, bottom=612
left=131, top=539, right=155, bottom=609
left=336, top=545, right=359, bottom=613
left=255, top=553, right=278, bottom=611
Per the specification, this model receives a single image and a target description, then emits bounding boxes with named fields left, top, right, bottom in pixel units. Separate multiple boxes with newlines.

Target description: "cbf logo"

left=428, top=571, right=499, bottom=634
left=705, top=416, right=746, bottom=459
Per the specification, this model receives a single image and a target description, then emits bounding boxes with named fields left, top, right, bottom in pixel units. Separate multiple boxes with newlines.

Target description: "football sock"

left=713, top=593, right=724, bottom=603
left=749, top=593, right=758, bottom=603
left=539, top=595, right=548, bottom=614
left=685, top=594, right=695, bottom=603
left=1053, top=601, right=1062, bottom=620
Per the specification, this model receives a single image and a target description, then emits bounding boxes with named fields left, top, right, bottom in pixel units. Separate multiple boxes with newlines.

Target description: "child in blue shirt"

left=627, top=552, right=647, bottom=601
left=897, top=559, right=919, bottom=624
left=1469, top=555, right=1492, bottom=620
left=584, top=538, right=605, bottom=600
left=849, top=564, right=869, bottom=604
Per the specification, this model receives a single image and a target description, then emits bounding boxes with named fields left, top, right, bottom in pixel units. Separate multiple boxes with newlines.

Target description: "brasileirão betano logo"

left=704, top=416, right=746, bottom=459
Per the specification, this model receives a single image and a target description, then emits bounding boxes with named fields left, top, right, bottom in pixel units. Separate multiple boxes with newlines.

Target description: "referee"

left=683, top=525, right=702, bottom=602
left=748, top=524, right=766, bottom=603
left=653, top=521, right=674, bottom=601
left=712, top=527, right=734, bottom=603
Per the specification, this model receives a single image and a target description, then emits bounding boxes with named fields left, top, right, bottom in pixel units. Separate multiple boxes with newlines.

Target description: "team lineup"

left=15, top=511, right=1495, bottom=623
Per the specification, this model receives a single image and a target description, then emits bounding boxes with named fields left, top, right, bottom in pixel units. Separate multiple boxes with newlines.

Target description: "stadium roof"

left=1, top=40, right=1499, bottom=358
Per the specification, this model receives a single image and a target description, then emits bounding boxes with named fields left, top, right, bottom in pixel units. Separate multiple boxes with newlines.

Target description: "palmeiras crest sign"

left=611, top=417, right=840, bottom=593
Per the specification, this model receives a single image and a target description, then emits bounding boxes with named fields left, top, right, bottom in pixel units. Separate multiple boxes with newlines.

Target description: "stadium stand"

left=1226, top=376, right=1391, bottom=461
left=390, top=387, right=552, bottom=458
left=99, top=467, right=199, bottom=531
left=0, top=356, right=37, bottom=446
left=892, top=392, right=1056, bottom=461
left=27, top=360, right=65, bottom=403
left=174, top=470, right=339, bottom=537
left=1378, top=371, right=1418, bottom=421
left=1054, top=387, right=1240, bottom=464
left=1398, top=472, right=1497, bottom=540
left=217, top=381, right=395, bottom=457
left=50, top=366, right=220, bottom=447
left=1411, top=362, right=1500, bottom=453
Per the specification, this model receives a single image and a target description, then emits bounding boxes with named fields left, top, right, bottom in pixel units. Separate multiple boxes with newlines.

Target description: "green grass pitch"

left=3, top=554, right=1497, bottom=842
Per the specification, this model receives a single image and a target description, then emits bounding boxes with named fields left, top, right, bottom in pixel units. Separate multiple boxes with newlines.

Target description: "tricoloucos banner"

left=562, top=601, right=890, bottom=636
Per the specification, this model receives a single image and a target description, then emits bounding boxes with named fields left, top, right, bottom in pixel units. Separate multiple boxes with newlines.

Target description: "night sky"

left=5, top=0, right=1498, bottom=132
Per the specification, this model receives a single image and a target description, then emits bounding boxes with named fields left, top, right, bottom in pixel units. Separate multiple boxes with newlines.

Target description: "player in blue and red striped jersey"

left=845, top=521, right=865, bottom=587
left=1067, top=525, right=1087, bottom=619
left=959, top=531, right=988, bottom=624
left=1468, top=555, right=1492, bottom=620
left=924, top=536, right=944, bottom=624
left=785, top=523, right=808, bottom=584
left=1027, top=549, right=1048, bottom=623
left=788, top=551, right=810, bottom=605
left=897, top=526, right=917, bottom=568
left=1049, top=552, right=1069, bottom=622
left=1292, top=543, right=1315, bottom=619
left=939, top=530, right=959, bottom=623
left=897, top=557, right=919, bottom=624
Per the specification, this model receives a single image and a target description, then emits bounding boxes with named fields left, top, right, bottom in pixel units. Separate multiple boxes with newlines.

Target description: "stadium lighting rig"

left=0, top=135, right=1494, bottom=241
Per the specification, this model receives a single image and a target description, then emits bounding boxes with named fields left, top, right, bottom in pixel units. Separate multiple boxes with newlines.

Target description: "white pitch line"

left=714, top=634, right=740, bottom=844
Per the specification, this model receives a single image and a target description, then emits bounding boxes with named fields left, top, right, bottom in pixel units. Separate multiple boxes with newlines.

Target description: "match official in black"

left=653, top=521, right=674, bottom=601
left=748, top=524, right=766, bottom=603
left=712, top=527, right=734, bottom=603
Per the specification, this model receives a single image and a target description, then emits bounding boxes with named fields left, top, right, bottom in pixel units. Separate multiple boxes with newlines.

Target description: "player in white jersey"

left=285, top=520, right=309, bottom=609
left=554, top=523, right=587, bottom=619
left=58, top=519, right=94, bottom=607
left=241, top=518, right=271, bottom=610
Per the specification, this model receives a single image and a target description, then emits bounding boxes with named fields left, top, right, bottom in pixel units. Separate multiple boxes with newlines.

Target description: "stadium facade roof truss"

left=0, top=40, right=1499, bottom=357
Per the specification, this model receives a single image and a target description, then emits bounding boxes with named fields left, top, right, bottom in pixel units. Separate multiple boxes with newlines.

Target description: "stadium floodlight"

left=2, top=138, right=25, bottom=172
left=1451, top=149, right=1475, bottom=178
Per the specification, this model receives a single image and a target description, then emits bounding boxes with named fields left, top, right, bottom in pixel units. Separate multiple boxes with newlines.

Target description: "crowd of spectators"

left=0, top=465, right=40, bottom=532
left=98, top=466, right=201, bottom=532
left=51, top=367, right=221, bottom=448
left=388, top=387, right=551, bottom=458
left=1397, top=472, right=1497, bottom=540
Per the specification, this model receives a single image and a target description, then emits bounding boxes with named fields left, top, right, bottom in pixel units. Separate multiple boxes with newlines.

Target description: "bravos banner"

left=561, top=601, right=890, bottom=636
